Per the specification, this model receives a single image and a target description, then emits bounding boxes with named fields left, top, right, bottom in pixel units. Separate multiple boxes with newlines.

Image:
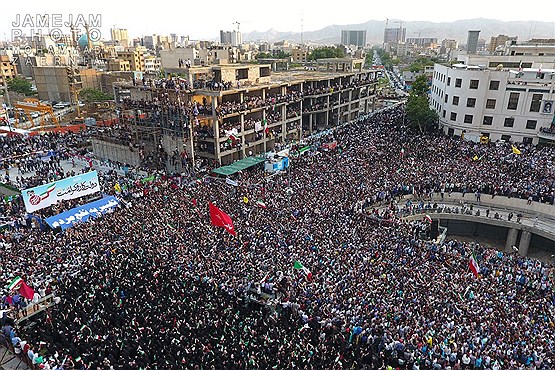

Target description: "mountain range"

left=243, top=18, right=555, bottom=45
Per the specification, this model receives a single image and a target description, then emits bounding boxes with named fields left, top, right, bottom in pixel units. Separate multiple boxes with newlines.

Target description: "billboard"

left=45, top=196, right=119, bottom=230
left=22, top=170, right=101, bottom=213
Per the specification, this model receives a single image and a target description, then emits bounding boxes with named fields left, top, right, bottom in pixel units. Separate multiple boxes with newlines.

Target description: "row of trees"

left=256, top=47, right=345, bottom=62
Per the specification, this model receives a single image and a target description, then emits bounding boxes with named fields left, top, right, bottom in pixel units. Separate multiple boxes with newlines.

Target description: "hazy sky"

left=3, top=0, right=555, bottom=41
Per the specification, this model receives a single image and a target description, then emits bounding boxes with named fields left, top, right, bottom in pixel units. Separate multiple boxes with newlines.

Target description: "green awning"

left=211, top=156, right=266, bottom=176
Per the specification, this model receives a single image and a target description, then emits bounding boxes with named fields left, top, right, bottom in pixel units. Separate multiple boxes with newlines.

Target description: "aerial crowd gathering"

left=1, top=103, right=555, bottom=370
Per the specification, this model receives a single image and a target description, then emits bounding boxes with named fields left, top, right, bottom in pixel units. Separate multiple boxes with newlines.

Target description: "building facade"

left=341, top=30, right=367, bottom=48
left=384, top=28, right=406, bottom=44
left=110, top=28, right=129, bottom=47
left=117, top=49, right=145, bottom=72
left=430, top=62, right=555, bottom=145
left=0, top=55, right=17, bottom=86
left=111, top=60, right=378, bottom=167
left=33, top=66, right=81, bottom=102
left=466, top=30, right=480, bottom=54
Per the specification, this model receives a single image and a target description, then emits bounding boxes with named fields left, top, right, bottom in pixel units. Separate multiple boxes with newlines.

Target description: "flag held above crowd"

left=7, top=275, right=35, bottom=300
left=293, top=260, right=312, bottom=280
left=209, top=202, right=237, bottom=236
left=512, top=145, right=521, bottom=155
left=469, top=253, right=480, bottom=278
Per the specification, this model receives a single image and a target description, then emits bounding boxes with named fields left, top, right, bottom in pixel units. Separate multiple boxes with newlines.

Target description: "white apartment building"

left=144, top=56, right=161, bottom=73
left=430, top=62, right=555, bottom=145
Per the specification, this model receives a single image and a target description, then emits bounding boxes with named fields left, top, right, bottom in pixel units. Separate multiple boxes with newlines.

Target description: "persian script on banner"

left=22, top=171, right=101, bottom=213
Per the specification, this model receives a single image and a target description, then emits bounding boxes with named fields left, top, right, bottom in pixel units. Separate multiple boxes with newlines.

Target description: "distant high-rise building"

left=488, top=34, right=518, bottom=54
left=406, top=37, right=438, bottom=47
left=143, top=35, right=157, bottom=50
left=467, top=30, right=480, bottom=54
left=341, top=30, right=367, bottom=48
left=384, top=27, right=406, bottom=44
left=220, top=30, right=242, bottom=47
left=110, top=28, right=129, bottom=47
left=220, top=30, right=231, bottom=45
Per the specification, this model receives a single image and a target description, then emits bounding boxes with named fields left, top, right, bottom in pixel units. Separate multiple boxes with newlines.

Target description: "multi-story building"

left=220, top=30, right=242, bottom=47
left=107, top=59, right=131, bottom=72
left=110, top=28, right=129, bottom=47
left=384, top=27, right=406, bottom=44
left=117, top=49, right=145, bottom=72
left=291, top=48, right=309, bottom=63
left=488, top=34, right=518, bottom=54
left=33, top=66, right=81, bottom=102
left=466, top=30, right=480, bottom=54
left=406, top=37, right=438, bottom=48
left=430, top=62, right=555, bottom=145
left=144, top=56, right=161, bottom=74
left=109, top=59, right=378, bottom=167
left=0, top=55, right=18, bottom=86
left=440, top=39, right=459, bottom=56
left=341, top=30, right=367, bottom=48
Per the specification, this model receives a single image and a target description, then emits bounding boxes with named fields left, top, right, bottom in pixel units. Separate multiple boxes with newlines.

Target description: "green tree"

left=7, top=77, right=34, bottom=96
left=411, top=75, right=430, bottom=96
left=405, top=75, right=437, bottom=132
left=308, top=47, right=344, bottom=61
left=79, top=88, right=113, bottom=103
left=256, top=52, right=273, bottom=59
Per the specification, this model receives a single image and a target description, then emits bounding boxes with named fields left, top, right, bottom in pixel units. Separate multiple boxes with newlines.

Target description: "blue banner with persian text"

left=45, top=196, right=119, bottom=230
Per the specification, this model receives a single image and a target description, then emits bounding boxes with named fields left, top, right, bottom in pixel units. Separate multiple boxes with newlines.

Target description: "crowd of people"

left=0, top=104, right=554, bottom=369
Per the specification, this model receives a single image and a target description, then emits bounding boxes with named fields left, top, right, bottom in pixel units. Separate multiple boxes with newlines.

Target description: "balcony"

left=537, top=128, right=555, bottom=141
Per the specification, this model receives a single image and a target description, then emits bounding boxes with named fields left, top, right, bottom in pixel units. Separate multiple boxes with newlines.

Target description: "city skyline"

left=2, top=0, right=555, bottom=43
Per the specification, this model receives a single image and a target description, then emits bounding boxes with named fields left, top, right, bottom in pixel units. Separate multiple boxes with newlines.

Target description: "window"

left=489, top=80, right=499, bottom=90
left=530, top=93, right=542, bottom=112
left=481, top=132, right=490, bottom=138
left=486, top=99, right=496, bottom=109
left=504, top=117, right=515, bottom=127
left=469, top=79, right=479, bottom=89
left=447, top=77, right=451, bottom=86
left=525, top=120, right=537, bottom=130
left=507, top=92, right=519, bottom=110
left=501, top=134, right=511, bottom=142
left=444, top=94, right=448, bottom=103
left=483, top=116, right=493, bottom=125
left=455, top=78, right=462, bottom=87
left=466, top=98, right=476, bottom=108
left=523, top=137, right=533, bottom=144
left=464, top=114, right=473, bottom=124
left=442, top=110, right=446, bottom=118
left=452, top=96, right=459, bottom=106
left=450, top=112, right=457, bottom=121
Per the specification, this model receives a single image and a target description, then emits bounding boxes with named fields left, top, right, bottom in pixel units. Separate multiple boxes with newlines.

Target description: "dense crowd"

left=0, top=105, right=554, bottom=369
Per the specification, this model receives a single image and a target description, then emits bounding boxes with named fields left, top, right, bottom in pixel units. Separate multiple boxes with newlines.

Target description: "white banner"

left=22, top=171, right=101, bottom=213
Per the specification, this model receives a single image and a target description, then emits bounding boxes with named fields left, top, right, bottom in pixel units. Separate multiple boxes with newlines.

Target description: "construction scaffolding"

left=13, top=98, right=60, bottom=130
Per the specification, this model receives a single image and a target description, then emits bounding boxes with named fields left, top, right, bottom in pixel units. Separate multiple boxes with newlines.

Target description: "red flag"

left=209, top=202, right=236, bottom=236
left=18, top=280, right=35, bottom=300
left=192, top=198, right=197, bottom=207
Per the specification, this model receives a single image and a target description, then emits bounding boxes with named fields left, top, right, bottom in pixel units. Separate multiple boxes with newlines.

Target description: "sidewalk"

left=0, top=346, right=30, bottom=370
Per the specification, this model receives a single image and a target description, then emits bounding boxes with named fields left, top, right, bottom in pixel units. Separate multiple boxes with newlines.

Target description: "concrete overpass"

left=390, top=192, right=555, bottom=257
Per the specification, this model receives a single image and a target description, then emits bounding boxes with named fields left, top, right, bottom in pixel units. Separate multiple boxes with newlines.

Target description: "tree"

left=7, top=77, right=34, bottom=96
left=411, top=75, right=430, bottom=96
left=308, top=47, right=344, bottom=61
left=405, top=75, right=437, bottom=132
left=79, top=88, right=113, bottom=103
left=256, top=52, right=273, bottom=60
